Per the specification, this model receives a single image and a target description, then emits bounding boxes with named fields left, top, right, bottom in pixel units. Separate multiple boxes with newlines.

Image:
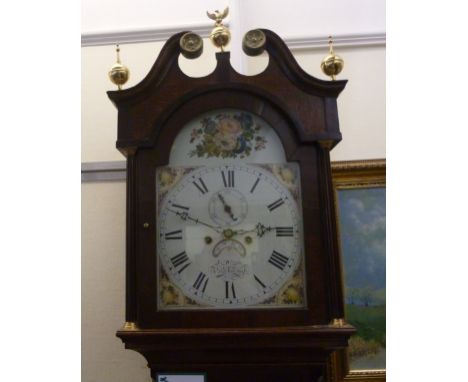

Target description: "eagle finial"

left=206, top=7, right=229, bottom=26
left=206, top=6, right=230, bottom=51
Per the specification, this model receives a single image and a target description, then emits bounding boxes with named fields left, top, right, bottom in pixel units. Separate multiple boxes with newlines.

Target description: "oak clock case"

left=135, top=96, right=328, bottom=329
left=108, top=29, right=354, bottom=382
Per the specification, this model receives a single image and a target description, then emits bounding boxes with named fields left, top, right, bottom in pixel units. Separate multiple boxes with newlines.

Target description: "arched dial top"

left=169, top=108, right=286, bottom=166
left=156, top=162, right=306, bottom=309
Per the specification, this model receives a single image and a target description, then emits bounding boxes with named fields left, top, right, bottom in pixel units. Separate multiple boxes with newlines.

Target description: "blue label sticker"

left=156, top=374, right=206, bottom=382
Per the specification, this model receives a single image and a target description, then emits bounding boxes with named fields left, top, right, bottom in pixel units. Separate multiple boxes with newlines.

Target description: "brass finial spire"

left=328, top=36, right=334, bottom=55
left=206, top=6, right=231, bottom=51
left=320, top=36, right=344, bottom=81
left=108, top=44, right=130, bottom=90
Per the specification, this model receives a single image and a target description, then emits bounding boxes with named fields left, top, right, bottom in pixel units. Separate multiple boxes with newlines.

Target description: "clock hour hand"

left=217, top=193, right=237, bottom=221
left=167, top=208, right=222, bottom=233
left=235, top=223, right=274, bottom=237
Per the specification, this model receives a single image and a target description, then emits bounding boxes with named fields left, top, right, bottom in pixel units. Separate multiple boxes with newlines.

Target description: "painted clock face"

left=156, top=109, right=306, bottom=310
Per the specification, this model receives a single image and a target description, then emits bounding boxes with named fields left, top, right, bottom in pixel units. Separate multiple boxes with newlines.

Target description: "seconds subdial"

left=208, top=188, right=248, bottom=227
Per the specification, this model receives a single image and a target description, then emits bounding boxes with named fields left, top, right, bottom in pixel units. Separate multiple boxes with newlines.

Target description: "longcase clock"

left=108, top=29, right=355, bottom=382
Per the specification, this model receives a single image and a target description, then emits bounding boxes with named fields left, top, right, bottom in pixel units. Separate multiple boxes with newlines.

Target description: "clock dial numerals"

left=276, top=226, right=294, bottom=237
left=170, top=251, right=191, bottom=273
left=249, top=177, right=260, bottom=193
left=225, top=281, right=236, bottom=299
left=268, top=250, right=290, bottom=271
left=267, top=198, right=285, bottom=212
left=192, top=177, right=209, bottom=194
left=157, top=163, right=304, bottom=308
left=254, top=274, right=266, bottom=289
left=164, top=229, right=183, bottom=240
left=221, top=169, right=235, bottom=188
left=193, top=272, right=209, bottom=292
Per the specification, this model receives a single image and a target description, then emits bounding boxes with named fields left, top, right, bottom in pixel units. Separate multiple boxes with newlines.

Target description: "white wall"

left=82, top=182, right=151, bottom=382
left=82, top=2, right=385, bottom=381
left=82, top=0, right=229, bottom=33
left=82, top=0, right=385, bottom=37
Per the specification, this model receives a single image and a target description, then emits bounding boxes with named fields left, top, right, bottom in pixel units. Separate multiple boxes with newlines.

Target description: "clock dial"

left=157, top=163, right=306, bottom=309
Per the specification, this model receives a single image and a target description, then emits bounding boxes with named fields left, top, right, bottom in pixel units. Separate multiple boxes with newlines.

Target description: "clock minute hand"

left=167, top=208, right=222, bottom=233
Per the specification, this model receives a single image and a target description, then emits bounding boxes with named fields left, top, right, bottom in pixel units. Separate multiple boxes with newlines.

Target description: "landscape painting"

left=337, top=186, right=386, bottom=371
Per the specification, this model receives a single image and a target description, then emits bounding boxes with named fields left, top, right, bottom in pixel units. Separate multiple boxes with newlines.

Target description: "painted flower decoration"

left=190, top=112, right=267, bottom=158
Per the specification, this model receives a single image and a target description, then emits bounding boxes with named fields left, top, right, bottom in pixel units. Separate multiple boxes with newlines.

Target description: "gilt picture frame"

left=329, top=159, right=386, bottom=382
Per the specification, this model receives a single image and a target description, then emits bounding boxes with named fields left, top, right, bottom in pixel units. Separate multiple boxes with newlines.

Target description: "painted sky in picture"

left=338, top=186, right=386, bottom=370
left=339, top=188, right=386, bottom=298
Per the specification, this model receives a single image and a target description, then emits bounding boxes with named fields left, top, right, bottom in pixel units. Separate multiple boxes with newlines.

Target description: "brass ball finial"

left=321, top=36, right=344, bottom=81
left=108, top=44, right=130, bottom=90
left=207, top=7, right=231, bottom=51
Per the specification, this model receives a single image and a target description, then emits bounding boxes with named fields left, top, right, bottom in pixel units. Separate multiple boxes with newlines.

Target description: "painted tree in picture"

left=338, top=187, right=386, bottom=370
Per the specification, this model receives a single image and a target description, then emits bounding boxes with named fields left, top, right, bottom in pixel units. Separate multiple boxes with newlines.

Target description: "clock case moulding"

left=108, top=29, right=355, bottom=382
